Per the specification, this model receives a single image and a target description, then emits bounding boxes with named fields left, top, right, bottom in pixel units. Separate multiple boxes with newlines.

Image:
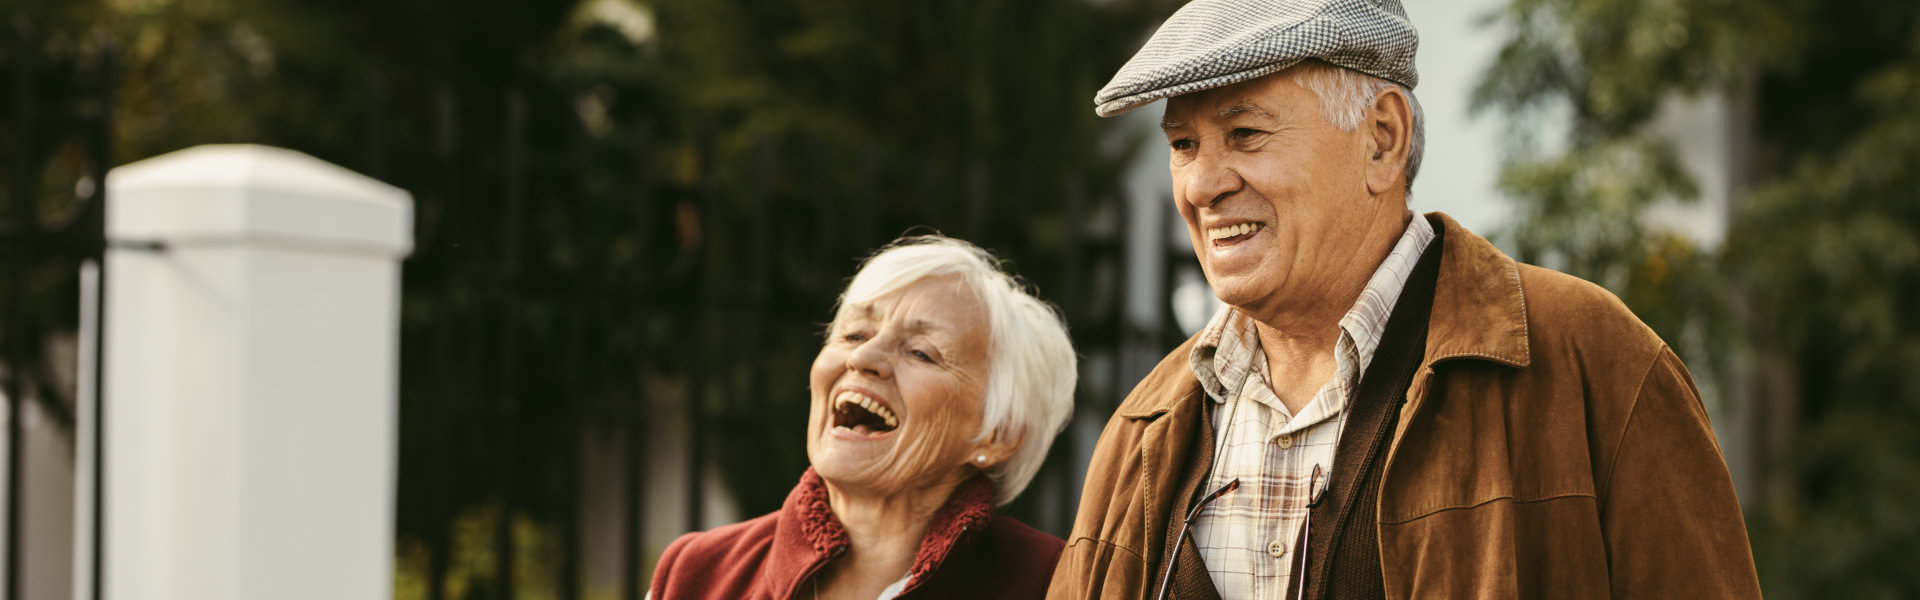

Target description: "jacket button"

left=1268, top=539, right=1285, bottom=558
left=1277, top=435, right=1294, bottom=449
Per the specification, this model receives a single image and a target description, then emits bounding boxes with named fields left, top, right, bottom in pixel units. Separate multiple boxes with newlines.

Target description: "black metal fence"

left=2, top=24, right=1193, bottom=600
left=384, top=88, right=1185, bottom=599
left=2, top=20, right=115, bottom=600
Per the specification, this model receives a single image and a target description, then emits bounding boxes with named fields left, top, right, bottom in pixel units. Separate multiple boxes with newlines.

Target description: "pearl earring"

left=975, top=455, right=988, bottom=465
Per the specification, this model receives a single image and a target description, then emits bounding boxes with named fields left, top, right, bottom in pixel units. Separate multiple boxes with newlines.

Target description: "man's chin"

left=1207, top=275, right=1276, bottom=313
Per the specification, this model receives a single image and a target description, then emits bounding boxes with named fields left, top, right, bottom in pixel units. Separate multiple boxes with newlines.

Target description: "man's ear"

left=1364, top=85, right=1414, bottom=197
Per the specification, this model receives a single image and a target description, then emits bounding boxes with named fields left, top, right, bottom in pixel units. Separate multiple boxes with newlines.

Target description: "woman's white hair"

left=1289, top=59, right=1426, bottom=195
left=833, top=235, right=1077, bottom=506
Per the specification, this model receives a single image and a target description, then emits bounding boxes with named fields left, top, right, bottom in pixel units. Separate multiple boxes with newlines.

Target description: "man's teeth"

left=1207, top=222, right=1264, bottom=240
left=834, top=391, right=899, bottom=428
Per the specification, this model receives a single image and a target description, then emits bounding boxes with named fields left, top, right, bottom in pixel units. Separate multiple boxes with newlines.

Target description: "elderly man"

left=1050, top=1, right=1760, bottom=598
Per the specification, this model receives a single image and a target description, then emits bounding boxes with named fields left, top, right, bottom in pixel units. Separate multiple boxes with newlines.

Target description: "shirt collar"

left=1338, top=214, right=1436, bottom=374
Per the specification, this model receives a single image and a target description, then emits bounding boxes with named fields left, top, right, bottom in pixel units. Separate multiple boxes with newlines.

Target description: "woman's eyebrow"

left=898, top=318, right=948, bottom=338
left=842, top=303, right=877, bottom=320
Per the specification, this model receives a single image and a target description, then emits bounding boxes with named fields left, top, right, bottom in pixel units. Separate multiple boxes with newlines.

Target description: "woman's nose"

left=846, top=337, right=892, bottom=379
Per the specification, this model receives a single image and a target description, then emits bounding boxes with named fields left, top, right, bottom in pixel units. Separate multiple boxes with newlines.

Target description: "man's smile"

left=1207, top=221, right=1267, bottom=248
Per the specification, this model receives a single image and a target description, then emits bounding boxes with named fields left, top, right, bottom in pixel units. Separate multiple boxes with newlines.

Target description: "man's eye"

left=1232, top=128, right=1260, bottom=139
left=1169, top=138, right=1196, bottom=151
left=910, top=349, right=934, bottom=362
left=841, top=332, right=868, bottom=342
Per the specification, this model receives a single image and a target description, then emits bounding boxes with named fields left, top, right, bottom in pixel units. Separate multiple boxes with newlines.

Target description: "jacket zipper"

left=788, top=545, right=847, bottom=600
left=892, top=525, right=967, bottom=598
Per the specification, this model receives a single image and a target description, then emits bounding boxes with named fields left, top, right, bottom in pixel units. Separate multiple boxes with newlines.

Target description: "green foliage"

left=1478, top=0, right=1920, bottom=594
left=1494, top=136, right=1696, bottom=281
left=10, top=0, right=1180, bottom=595
left=1473, top=0, right=1792, bottom=141
left=639, top=0, right=1182, bottom=521
left=1729, top=29, right=1920, bottom=594
left=395, top=501, right=582, bottom=600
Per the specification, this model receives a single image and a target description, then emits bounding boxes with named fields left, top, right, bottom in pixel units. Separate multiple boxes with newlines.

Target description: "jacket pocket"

left=1378, top=494, right=1608, bottom=599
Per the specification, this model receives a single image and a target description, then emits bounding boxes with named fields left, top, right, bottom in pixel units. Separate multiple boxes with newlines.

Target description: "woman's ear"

left=967, top=431, right=1023, bottom=470
left=1364, top=85, right=1414, bottom=197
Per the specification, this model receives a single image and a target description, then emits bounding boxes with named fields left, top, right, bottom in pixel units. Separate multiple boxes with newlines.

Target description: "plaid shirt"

left=1187, top=215, right=1435, bottom=599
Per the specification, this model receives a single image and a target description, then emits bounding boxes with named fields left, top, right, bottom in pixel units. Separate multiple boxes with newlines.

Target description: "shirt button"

left=1277, top=435, right=1294, bottom=449
left=1268, top=539, right=1286, bottom=558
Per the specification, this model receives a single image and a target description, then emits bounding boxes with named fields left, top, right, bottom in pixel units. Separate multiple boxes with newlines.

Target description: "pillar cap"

left=107, top=144, right=413, bottom=257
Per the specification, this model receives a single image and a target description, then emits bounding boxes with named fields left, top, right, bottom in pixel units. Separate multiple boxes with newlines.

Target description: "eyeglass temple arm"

left=1152, top=478, right=1240, bottom=600
left=1295, top=465, right=1327, bottom=600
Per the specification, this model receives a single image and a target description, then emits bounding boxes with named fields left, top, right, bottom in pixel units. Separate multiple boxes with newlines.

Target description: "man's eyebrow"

left=1217, top=102, right=1272, bottom=120
left=1159, top=116, right=1186, bottom=131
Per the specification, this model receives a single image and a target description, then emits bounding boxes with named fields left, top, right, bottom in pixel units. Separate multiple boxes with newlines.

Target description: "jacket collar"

left=1115, top=211, right=1530, bottom=420
left=762, top=468, right=997, bottom=597
left=1117, top=337, right=1206, bottom=420
left=1423, top=212, right=1530, bottom=368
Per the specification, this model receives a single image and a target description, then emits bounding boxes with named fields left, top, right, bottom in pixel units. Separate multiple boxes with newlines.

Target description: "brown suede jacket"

left=1048, top=213, right=1760, bottom=598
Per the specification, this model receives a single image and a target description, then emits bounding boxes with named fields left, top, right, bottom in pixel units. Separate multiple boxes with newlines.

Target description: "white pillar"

left=102, top=144, right=412, bottom=600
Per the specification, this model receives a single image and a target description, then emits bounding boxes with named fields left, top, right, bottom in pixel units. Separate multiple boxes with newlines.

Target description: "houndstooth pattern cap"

left=1094, top=0, right=1419, bottom=117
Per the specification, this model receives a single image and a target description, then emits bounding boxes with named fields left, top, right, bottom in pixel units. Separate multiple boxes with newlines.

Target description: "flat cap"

left=1094, top=0, right=1419, bottom=117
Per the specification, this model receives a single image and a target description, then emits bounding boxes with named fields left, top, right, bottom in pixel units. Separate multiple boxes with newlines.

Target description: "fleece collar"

left=762, top=468, right=997, bottom=598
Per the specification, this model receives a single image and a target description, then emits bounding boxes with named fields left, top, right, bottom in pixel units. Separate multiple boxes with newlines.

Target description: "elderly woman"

left=648, top=235, right=1077, bottom=599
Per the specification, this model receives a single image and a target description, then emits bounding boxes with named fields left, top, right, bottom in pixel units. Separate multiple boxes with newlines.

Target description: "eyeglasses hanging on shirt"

left=1295, top=464, right=1327, bottom=600
left=1152, top=477, right=1240, bottom=600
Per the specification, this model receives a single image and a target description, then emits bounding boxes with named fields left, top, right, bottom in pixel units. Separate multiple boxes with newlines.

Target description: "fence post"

left=5, top=19, right=39, bottom=600
left=623, top=115, right=652, bottom=600
left=496, top=89, right=526, bottom=600
left=101, top=144, right=412, bottom=600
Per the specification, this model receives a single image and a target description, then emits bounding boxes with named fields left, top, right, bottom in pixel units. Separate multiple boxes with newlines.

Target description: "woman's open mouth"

left=831, top=390, right=899, bottom=436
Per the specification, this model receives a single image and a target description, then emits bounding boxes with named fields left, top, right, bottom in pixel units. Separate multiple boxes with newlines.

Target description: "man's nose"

left=1182, top=150, right=1241, bottom=209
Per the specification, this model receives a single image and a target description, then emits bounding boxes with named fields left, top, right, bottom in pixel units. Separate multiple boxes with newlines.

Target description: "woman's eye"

left=1169, top=138, right=1195, bottom=151
left=1232, top=128, right=1260, bottom=139
left=910, top=349, right=934, bottom=362
left=841, top=332, right=868, bottom=342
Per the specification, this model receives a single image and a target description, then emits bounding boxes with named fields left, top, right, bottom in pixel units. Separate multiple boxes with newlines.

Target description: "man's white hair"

left=1290, top=59, right=1426, bottom=195
left=833, top=235, right=1077, bottom=506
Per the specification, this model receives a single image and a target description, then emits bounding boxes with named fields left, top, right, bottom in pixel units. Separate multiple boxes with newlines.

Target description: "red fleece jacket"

left=649, top=468, right=1063, bottom=599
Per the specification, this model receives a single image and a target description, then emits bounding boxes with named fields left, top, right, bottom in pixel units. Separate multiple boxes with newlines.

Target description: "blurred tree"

left=640, top=0, right=1182, bottom=525
left=1, top=0, right=123, bottom=432
left=7, top=0, right=1181, bottom=596
left=1476, top=0, right=1920, bottom=595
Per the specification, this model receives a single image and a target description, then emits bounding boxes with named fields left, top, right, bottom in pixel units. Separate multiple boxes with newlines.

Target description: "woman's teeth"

left=1207, top=222, right=1264, bottom=241
left=834, top=391, right=898, bottom=429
